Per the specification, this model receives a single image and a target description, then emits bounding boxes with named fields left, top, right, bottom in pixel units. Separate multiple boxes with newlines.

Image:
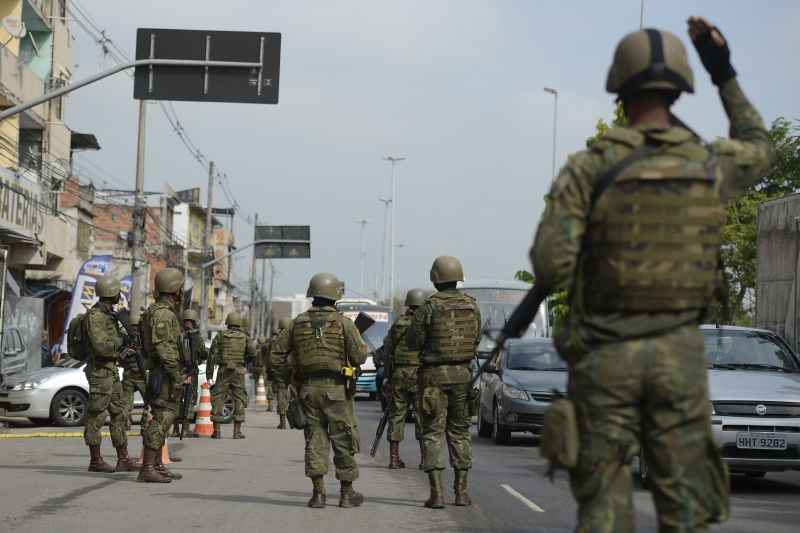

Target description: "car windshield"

left=506, top=342, right=566, bottom=371
left=362, top=321, right=390, bottom=352
left=55, top=357, right=84, bottom=369
left=463, top=288, right=526, bottom=330
left=703, top=330, right=799, bottom=373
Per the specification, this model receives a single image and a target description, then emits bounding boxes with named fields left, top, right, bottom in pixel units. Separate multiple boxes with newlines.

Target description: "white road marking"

left=501, top=484, right=546, bottom=513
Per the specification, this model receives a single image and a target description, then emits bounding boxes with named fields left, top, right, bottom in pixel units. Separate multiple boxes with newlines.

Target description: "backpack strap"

left=589, top=144, right=657, bottom=211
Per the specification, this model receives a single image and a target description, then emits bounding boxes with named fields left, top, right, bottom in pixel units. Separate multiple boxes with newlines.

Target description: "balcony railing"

left=0, top=46, right=46, bottom=121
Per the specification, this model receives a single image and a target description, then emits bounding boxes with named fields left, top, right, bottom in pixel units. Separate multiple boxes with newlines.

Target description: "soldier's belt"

left=421, top=360, right=471, bottom=367
left=302, top=370, right=345, bottom=382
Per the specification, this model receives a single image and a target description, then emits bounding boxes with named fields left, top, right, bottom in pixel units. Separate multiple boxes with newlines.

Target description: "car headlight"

left=12, top=380, right=44, bottom=391
left=502, top=384, right=529, bottom=401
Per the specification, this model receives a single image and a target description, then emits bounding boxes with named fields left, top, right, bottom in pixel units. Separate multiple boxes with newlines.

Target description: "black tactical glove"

left=689, top=19, right=736, bottom=86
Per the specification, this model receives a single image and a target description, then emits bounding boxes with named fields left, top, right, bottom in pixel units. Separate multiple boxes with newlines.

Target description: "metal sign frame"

left=254, top=225, right=311, bottom=259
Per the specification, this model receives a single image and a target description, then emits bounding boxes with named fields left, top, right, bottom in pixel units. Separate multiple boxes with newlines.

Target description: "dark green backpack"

left=67, top=313, right=91, bottom=362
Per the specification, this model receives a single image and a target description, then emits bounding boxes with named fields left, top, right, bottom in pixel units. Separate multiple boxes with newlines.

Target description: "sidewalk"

left=0, top=407, right=460, bottom=533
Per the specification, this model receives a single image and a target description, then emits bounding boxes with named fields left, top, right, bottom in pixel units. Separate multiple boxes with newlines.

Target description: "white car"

left=0, top=358, right=143, bottom=427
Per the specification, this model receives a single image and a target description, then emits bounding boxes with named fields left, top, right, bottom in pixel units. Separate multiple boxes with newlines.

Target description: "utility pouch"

left=540, top=396, right=579, bottom=480
left=147, top=366, right=163, bottom=402
left=287, top=387, right=307, bottom=430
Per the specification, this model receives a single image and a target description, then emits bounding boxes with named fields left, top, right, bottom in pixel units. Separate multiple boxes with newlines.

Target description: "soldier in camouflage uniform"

left=270, top=316, right=293, bottom=429
left=120, top=316, right=148, bottom=431
left=251, top=335, right=273, bottom=411
left=530, top=19, right=773, bottom=533
left=384, top=288, right=426, bottom=470
left=406, top=257, right=481, bottom=509
left=172, top=309, right=208, bottom=438
left=138, top=268, right=189, bottom=483
left=207, top=312, right=254, bottom=439
left=83, top=276, right=141, bottom=473
left=276, top=273, right=368, bottom=509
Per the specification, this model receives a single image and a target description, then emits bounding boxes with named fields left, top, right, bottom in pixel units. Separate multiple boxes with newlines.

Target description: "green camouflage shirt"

left=531, top=78, right=774, bottom=343
left=85, top=303, right=124, bottom=371
left=144, top=299, right=183, bottom=384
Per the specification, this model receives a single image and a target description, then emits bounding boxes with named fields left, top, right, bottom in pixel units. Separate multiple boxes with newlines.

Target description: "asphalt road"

left=0, top=401, right=799, bottom=532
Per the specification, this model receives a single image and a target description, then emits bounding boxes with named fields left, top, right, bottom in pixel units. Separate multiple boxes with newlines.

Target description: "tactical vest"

left=292, top=309, right=346, bottom=376
left=583, top=145, right=724, bottom=313
left=140, top=300, right=181, bottom=367
left=391, top=314, right=420, bottom=366
left=221, top=329, right=248, bottom=366
left=422, top=293, right=479, bottom=365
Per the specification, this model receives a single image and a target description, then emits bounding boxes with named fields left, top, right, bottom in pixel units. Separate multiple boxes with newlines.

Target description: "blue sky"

left=66, top=0, right=800, bottom=299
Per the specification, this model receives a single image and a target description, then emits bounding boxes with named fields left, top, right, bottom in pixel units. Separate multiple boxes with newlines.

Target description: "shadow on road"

left=272, top=490, right=423, bottom=508
left=0, top=463, right=141, bottom=481
left=729, top=475, right=800, bottom=495
left=155, top=491, right=308, bottom=508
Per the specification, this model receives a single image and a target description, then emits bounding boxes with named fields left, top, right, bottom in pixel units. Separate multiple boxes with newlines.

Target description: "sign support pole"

left=249, top=214, right=259, bottom=337
left=130, top=99, right=148, bottom=324
left=200, top=161, right=215, bottom=338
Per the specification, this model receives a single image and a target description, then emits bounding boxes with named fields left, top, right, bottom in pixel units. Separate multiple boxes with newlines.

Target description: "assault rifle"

left=177, top=379, right=192, bottom=440
left=370, top=408, right=389, bottom=457
left=114, top=310, right=148, bottom=394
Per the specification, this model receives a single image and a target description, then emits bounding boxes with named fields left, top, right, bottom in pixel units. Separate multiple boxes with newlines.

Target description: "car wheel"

left=745, top=471, right=766, bottom=479
left=50, top=388, right=88, bottom=427
left=492, top=402, right=511, bottom=445
left=477, top=404, right=492, bottom=438
left=220, top=397, right=235, bottom=424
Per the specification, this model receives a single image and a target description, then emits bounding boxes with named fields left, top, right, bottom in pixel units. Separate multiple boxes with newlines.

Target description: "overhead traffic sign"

left=254, top=225, right=311, bottom=259
left=133, top=28, right=281, bottom=104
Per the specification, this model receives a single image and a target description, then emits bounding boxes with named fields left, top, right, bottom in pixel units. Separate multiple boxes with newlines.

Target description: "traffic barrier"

left=194, top=382, right=214, bottom=437
left=255, top=375, right=267, bottom=407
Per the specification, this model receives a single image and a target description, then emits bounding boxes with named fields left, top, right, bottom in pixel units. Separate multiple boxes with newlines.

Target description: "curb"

left=0, top=430, right=140, bottom=439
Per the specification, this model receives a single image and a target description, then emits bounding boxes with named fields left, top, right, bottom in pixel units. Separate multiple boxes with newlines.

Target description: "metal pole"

left=129, top=100, right=148, bottom=324
left=200, top=161, right=215, bottom=339
left=378, top=197, right=391, bottom=301
left=259, top=257, right=267, bottom=337
left=544, top=88, right=558, bottom=181
left=249, top=214, right=259, bottom=338
left=384, top=156, right=405, bottom=305
left=266, top=262, right=275, bottom=338
left=794, top=218, right=799, bottom=353
left=640, top=0, right=645, bottom=29
left=355, top=219, right=368, bottom=294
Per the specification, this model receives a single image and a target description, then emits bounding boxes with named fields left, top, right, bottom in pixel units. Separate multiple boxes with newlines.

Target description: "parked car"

left=638, top=325, right=800, bottom=483
left=0, top=358, right=233, bottom=427
left=0, top=326, right=27, bottom=384
left=477, top=337, right=567, bottom=444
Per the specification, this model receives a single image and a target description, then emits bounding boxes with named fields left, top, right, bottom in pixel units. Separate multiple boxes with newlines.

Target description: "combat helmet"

left=181, top=309, right=199, bottom=323
left=430, top=256, right=464, bottom=284
left=95, top=276, right=121, bottom=299
left=155, top=268, right=184, bottom=296
left=405, top=288, right=426, bottom=308
left=226, top=312, right=245, bottom=328
left=278, top=317, right=292, bottom=331
left=606, top=28, right=694, bottom=96
left=307, top=272, right=343, bottom=302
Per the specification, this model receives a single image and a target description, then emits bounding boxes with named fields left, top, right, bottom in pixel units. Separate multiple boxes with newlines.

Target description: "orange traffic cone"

left=194, top=382, right=214, bottom=437
left=255, top=376, right=267, bottom=408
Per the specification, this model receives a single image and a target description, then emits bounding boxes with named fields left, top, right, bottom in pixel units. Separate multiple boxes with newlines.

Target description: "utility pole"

left=266, top=261, right=275, bottom=338
left=129, top=100, right=148, bottom=324
left=354, top=218, right=369, bottom=294
left=199, top=161, right=215, bottom=339
left=640, top=0, right=645, bottom=29
left=259, top=257, right=267, bottom=337
left=378, top=197, right=391, bottom=301
left=248, top=213, right=259, bottom=338
left=544, top=88, right=558, bottom=181
left=384, top=156, right=405, bottom=305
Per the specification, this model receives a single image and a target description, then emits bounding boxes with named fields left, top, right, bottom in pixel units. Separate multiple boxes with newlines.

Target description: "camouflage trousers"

left=387, top=366, right=422, bottom=442
left=83, top=367, right=128, bottom=447
left=121, top=368, right=147, bottom=430
left=211, top=367, right=247, bottom=423
left=419, top=380, right=472, bottom=472
left=251, top=369, right=275, bottom=400
left=300, top=378, right=360, bottom=481
left=275, top=383, right=289, bottom=416
left=568, top=325, right=729, bottom=533
left=142, top=379, right=179, bottom=452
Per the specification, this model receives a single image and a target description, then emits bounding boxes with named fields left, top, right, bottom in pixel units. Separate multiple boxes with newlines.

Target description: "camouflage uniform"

left=406, top=290, right=481, bottom=475
left=384, top=310, right=422, bottom=445
left=83, top=302, right=128, bottom=448
left=278, top=306, right=367, bottom=482
left=270, top=328, right=292, bottom=421
left=252, top=338, right=274, bottom=406
left=140, top=299, right=184, bottom=453
left=121, top=365, right=147, bottom=429
left=531, top=71, right=772, bottom=532
left=208, top=325, right=254, bottom=425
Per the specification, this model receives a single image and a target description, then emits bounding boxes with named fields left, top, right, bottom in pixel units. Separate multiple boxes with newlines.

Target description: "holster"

left=147, top=366, right=163, bottom=403
left=540, top=396, right=579, bottom=480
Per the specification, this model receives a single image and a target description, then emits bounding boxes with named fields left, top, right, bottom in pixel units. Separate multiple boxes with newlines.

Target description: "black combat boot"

left=308, top=476, right=326, bottom=508
left=137, top=448, right=171, bottom=483
left=424, top=470, right=445, bottom=509
left=211, top=422, right=222, bottom=439
left=114, top=444, right=141, bottom=472
left=171, top=424, right=180, bottom=438
left=155, top=454, right=183, bottom=480
left=233, top=422, right=246, bottom=439
left=277, top=415, right=287, bottom=429
left=88, top=445, right=115, bottom=473
left=388, top=441, right=405, bottom=469
left=454, top=469, right=472, bottom=506
left=339, top=481, right=364, bottom=508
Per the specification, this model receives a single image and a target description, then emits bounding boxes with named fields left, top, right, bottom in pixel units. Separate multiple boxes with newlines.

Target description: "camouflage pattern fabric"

left=84, top=367, right=128, bottom=447
left=270, top=327, right=292, bottom=415
left=211, top=368, right=247, bottom=422
left=275, top=383, right=289, bottom=415
left=141, top=299, right=183, bottom=452
left=387, top=366, right=421, bottom=442
left=300, top=378, right=360, bottom=481
left=530, top=77, right=771, bottom=532
left=281, top=306, right=367, bottom=480
left=121, top=368, right=146, bottom=429
left=568, top=325, right=729, bottom=533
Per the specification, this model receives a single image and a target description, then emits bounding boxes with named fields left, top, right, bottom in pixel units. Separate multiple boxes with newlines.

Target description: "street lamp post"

left=544, top=87, right=558, bottom=181
left=378, top=197, right=391, bottom=301
left=383, top=156, right=405, bottom=305
left=354, top=218, right=369, bottom=294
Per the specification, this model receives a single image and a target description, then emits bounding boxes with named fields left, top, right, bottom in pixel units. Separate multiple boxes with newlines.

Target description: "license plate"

left=736, top=432, right=788, bottom=450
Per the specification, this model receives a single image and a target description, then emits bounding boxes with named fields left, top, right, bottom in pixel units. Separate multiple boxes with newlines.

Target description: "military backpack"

left=422, top=293, right=479, bottom=365
left=66, top=313, right=91, bottom=362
